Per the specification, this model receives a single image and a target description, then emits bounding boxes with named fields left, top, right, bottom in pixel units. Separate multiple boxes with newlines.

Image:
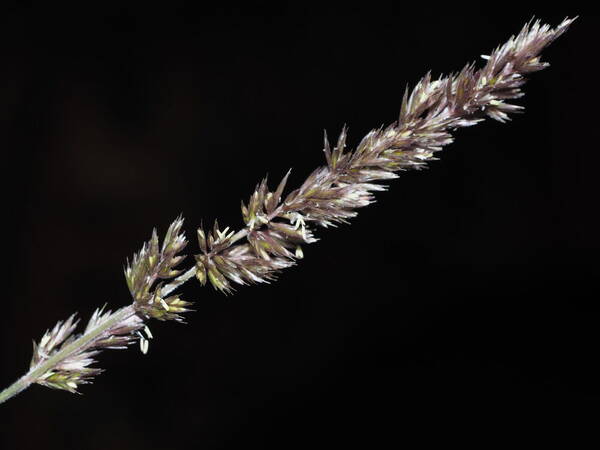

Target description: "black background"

left=1, top=3, right=598, bottom=448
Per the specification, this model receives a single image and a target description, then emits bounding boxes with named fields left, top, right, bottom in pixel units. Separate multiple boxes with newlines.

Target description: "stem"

left=160, top=266, right=198, bottom=297
left=0, top=305, right=137, bottom=405
left=0, top=374, right=30, bottom=405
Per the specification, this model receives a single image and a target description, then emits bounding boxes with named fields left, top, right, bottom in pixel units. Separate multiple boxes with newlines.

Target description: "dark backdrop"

left=1, top=3, right=597, bottom=448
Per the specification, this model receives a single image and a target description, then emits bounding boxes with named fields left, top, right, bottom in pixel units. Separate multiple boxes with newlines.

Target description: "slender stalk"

left=160, top=266, right=198, bottom=297
left=0, top=305, right=137, bottom=405
left=0, top=375, right=30, bottom=405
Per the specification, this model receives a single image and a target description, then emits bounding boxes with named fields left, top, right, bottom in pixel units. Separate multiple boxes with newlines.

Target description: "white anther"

left=139, top=336, right=148, bottom=354
left=217, top=226, right=230, bottom=240
left=144, top=325, right=153, bottom=339
left=141, top=338, right=149, bottom=355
